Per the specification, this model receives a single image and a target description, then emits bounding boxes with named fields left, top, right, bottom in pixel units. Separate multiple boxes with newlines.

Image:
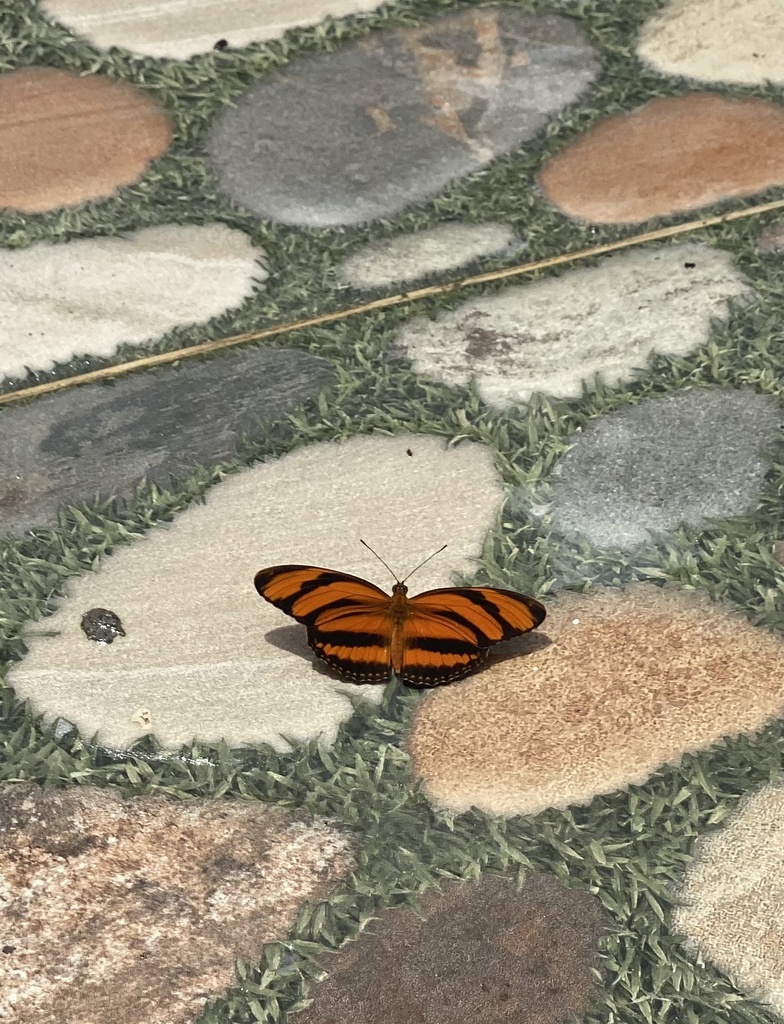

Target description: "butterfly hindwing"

left=254, top=565, right=394, bottom=681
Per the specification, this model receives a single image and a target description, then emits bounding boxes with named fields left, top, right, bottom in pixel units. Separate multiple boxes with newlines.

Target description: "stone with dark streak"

left=289, top=872, right=607, bottom=1024
left=0, top=346, right=332, bottom=537
left=205, top=8, right=598, bottom=226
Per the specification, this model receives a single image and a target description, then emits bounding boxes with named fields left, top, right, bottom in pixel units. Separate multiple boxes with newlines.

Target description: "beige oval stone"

left=408, top=585, right=784, bottom=816
left=637, top=0, right=784, bottom=86
left=672, top=783, right=784, bottom=1016
left=538, top=93, right=784, bottom=224
left=8, top=434, right=505, bottom=752
left=0, top=67, right=171, bottom=213
left=42, top=0, right=385, bottom=59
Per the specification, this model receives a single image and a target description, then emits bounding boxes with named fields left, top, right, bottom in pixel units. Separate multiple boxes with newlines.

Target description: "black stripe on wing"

left=254, top=565, right=388, bottom=627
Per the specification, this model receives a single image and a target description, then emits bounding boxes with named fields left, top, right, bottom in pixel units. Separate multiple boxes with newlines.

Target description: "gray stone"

left=0, top=346, right=333, bottom=537
left=549, top=388, right=779, bottom=550
left=205, top=8, right=599, bottom=226
left=336, top=222, right=519, bottom=290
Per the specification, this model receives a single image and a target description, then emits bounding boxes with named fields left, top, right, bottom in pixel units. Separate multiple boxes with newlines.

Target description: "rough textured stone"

left=41, top=0, right=384, bottom=59
left=336, top=222, right=519, bottom=290
left=673, top=784, right=784, bottom=1017
left=549, top=387, right=778, bottom=550
left=291, top=873, right=607, bottom=1024
left=759, top=222, right=784, bottom=251
left=407, top=585, right=784, bottom=816
left=0, top=223, right=264, bottom=381
left=0, top=67, right=171, bottom=214
left=0, top=782, right=352, bottom=1024
left=538, top=93, right=784, bottom=224
left=0, top=345, right=332, bottom=537
left=8, top=434, right=505, bottom=751
left=396, top=243, right=749, bottom=407
left=637, top=0, right=784, bottom=86
left=205, top=9, right=598, bottom=226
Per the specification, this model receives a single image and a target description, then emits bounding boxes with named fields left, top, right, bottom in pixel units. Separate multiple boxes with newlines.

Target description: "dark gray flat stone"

left=0, top=346, right=333, bottom=537
left=205, top=8, right=598, bottom=226
left=548, top=388, right=780, bottom=550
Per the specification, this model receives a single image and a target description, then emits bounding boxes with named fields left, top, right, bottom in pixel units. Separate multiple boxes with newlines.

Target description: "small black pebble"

left=2, top=945, right=15, bottom=954
left=684, top=262, right=696, bottom=269
left=81, top=608, right=126, bottom=644
left=214, top=38, right=228, bottom=50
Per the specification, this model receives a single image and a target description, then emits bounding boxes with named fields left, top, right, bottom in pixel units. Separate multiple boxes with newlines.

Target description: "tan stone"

left=290, top=873, right=607, bottom=1024
left=538, top=93, right=784, bottom=224
left=0, top=782, right=352, bottom=1024
left=637, top=0, right=784, bottom=86
left=673, top=784, right=784, bottom=1015
left=41, top=0, right=385, bottom=59
left=0, top=67, right=171, bottom=213
left=407, top=585, right=784, bottom=816
left=8, top=434, right=505, bottom=751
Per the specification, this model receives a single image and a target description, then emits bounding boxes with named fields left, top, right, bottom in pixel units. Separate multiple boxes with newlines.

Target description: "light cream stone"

left=336, top=223, right=519, bottom=290
left=0, top=223, right=264, bottom=380
left=673, top=784, right=784, bottom=1015
left=396, top=243, right=749, bottom=407
left=9, top=434, right=504, bottom=751
left=637, top=0, right=784, bottom=86
left=41, top=0, right=384, bottom=59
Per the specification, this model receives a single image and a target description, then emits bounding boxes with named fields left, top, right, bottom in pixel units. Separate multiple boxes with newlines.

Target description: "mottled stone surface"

left=0, top=345, right=332, bottom=537
left=8, top=434, right=505, bottom=751
left=291, top=873, right=607, bottom=1024
left=759, top=222, right=784, bottom=251
left=549, top=387, right=779, bottom=549
left=637, top=0, right=784, bottom=86
left=673, top=784, right=784, bottom=1016
left=408, top=585, right=784, bottom=816
left=0, top=782, right=352, bottom=1024
left=41, top=0, right=384, bottom=58
left=0, top=223, right=264, bottom=381
left=205, top=9, right=598, bottom=226
left=336, top=222, right=519, bottom=290
left=396, top=243, right=749, bottom=407
left=0, top=67, right=171, bottom=214
left=538, top=93, right=784, bottom=224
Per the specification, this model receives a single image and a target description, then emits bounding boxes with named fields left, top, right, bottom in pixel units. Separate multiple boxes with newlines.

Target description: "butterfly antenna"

left=401, top=544, right=448, bottom=585
left=360, top=539, right=402, bottom=584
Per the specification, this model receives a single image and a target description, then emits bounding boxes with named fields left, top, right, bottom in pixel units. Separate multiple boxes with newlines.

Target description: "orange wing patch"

left=254, top=565, right=546, bottom=688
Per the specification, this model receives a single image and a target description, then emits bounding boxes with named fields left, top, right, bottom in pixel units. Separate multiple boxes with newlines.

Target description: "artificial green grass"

left=3, top=0, right=784, bottom=1022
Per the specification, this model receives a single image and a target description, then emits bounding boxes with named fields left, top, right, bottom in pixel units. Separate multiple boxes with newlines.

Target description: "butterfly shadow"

left=485, top=629, right=553, bottom=671
left=263, top=625, right=337, bottom=680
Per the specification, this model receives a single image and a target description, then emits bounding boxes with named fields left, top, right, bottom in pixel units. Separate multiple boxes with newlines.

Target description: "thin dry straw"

left=2, top=196, right=784, bottom=408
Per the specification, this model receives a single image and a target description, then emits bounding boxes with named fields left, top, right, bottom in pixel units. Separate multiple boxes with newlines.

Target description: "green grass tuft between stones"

left=2, top=0, right=784, bottom=1022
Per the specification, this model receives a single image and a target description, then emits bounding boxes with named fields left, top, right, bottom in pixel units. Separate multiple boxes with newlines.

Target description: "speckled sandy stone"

left=407, top=585, right=784, bottom=816
left=548, top=387, right=779, bottom=549
left=0, top=67, right=171, bottom=213
left=0, top=782, right=352, bottom=1024
left=673, top=783, right=784, bottom=1016
left=205, top=8, right=598, bottom=226
left=0, top=223, right=264, bottom=380
left=336, top=223, right=519, bottom=290
left=8, top=434, right=505, bottom=751
left=290, top=873, right=607, bottom=1024
left=395, top=243, right=749, bottom=407
left=538, top=93, right=784, bottom=224
left=42, top=0, right=385, bottom=59
left=637, top=0, right=784, bottom=86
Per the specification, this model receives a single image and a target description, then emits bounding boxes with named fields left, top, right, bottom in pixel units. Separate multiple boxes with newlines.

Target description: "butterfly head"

left=392, top=582, right=409, bottom=596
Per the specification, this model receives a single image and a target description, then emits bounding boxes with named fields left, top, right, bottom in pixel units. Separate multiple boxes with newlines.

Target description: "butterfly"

left=254, top=543, right=546, bottom=688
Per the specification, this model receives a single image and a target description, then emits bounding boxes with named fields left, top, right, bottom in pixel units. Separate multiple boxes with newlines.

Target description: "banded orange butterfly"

left=254, top=542, right=546, bottom=688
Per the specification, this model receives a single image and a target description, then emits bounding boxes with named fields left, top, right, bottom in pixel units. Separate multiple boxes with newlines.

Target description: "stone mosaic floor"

left=2, top=1, right=784, bottom=1022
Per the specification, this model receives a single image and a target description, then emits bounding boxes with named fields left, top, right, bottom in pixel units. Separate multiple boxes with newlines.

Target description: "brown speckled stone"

left=290, top=873, right=607, bottom=1024
left=0, top=67, right=171, bottom=213
left=0, top=782, right=353, bottom=1024
left=538, top=93, right=784, bottom=224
